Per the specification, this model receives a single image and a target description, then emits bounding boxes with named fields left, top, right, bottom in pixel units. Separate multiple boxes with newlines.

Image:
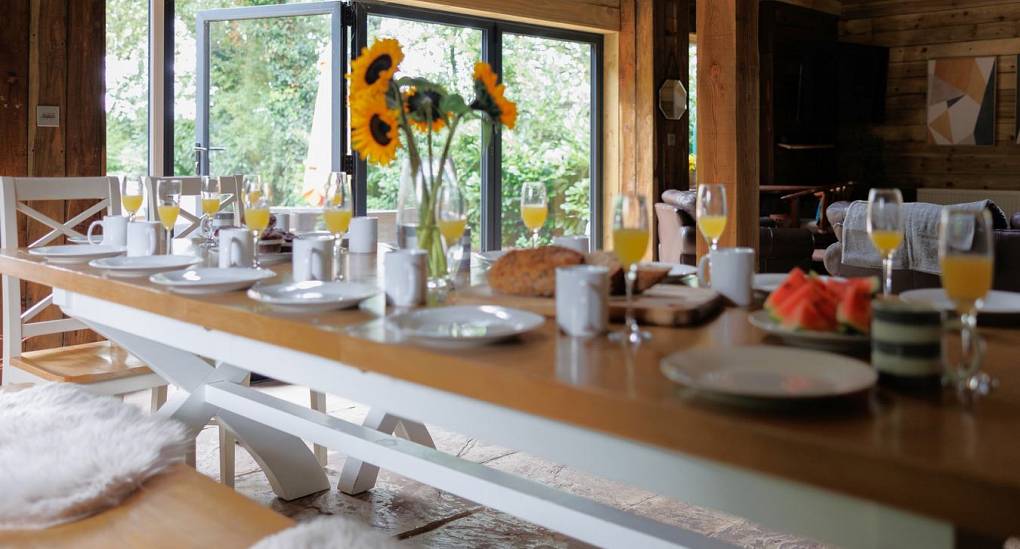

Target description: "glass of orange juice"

left=244, top=177, right=271, bottom=269
left=939, top=206, right=995, bottom=398
left=121, top=175, right=144, bottom=221
left=610, top=192, right=650, bottom=344
left=324, top=172, right=352, bottom=280
left=435, top=182, right=467, bottom=288
left=696, top=184, right=727, bottom=251
left=156, top=179, right=182, bottom=255
left=521, top=182, right=548, bottom=248
left=867, top=188, right=904, bottom=296
left=198, top=176, right=220, bottom=247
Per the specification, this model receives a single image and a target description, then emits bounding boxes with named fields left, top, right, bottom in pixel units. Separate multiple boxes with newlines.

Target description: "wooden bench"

left=0, top=465, right=294, bottom=548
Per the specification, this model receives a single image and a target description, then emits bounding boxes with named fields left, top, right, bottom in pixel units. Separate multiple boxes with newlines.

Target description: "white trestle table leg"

left=339, top=408, right=435, bottom=495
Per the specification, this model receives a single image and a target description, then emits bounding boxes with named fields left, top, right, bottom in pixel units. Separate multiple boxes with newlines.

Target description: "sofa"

left=822, top=201, right=1020, bottom=293
left=654, top=190, right=816, bottom=273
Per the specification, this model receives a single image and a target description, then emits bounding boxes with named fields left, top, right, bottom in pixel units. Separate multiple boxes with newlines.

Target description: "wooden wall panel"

left=389, top=0, right=621, bottom=31
left=840, top=0, right=1020, bottom=192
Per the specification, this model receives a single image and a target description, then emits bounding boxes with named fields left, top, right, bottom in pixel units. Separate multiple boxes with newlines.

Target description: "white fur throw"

left=251, top=518, right=403, bottom=549
left=0, top=383, right=188, bottom=530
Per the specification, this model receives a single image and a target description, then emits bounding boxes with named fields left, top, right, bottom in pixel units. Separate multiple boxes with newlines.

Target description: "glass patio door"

left=195, top=2, right=345, bottom=206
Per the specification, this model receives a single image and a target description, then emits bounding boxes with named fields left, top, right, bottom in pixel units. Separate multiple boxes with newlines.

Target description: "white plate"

left=89, top=255, right=202, bottom=278
left=900, top=288, right=1020, bottom=314
left=660, top=346, right=876, bottom=399
left=474, top=250, right=508, bottom=265
left=150, top=267, right=276, bottom=295
left=753, top=273, right=844, bottom=293
left=248, top=280, right=378, bottom=313
left=258, top=252, right=292, bottom=266
left=28, top=244, right=126, bottom=264
left=748, top=309, right=869, bottom=351
left=642, top=261, right=697, bottom=277
left=388, top=305, right=544, bottom=348
left=66, top=235, right=90, bottom=245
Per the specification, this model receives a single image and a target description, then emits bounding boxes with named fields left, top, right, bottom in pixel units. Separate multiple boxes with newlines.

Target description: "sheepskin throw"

left=0, top=383, right=188, bottom=530
left=251, top=518, right=402, bottom=549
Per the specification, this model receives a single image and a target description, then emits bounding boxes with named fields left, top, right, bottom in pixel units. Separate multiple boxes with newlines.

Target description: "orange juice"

left=613, top=228, right=649, bottom=266
left=941, top=255, right=993, bottom=309
left=246, top=207, right=271, bottom=232
left=869, top=230, right=903, bottom=256
left=323, top=209, right=352, bottom=235
left=157, top=204, right=180, bottom=231
left=201, top=197, right=220, bottom=216
left=521, top=205, right=547, bottom=231
left=697, top=215, right=727, bottom=242
left=438, top=218, right=467, bottom=245
left=122, top=194, right=143, bottom=214
left=247, top=190, right=263, bottom=206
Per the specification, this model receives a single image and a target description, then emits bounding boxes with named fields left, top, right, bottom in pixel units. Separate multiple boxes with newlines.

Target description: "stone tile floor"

left=131, top=382, right=824, bottom=548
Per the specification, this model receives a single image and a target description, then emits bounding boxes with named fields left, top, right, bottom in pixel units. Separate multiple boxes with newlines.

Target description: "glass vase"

left=397, top=157, right=457, bottom=282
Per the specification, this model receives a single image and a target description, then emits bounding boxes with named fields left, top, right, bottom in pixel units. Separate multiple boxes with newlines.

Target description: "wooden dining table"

left=1, top=245, right=1018, bottom=548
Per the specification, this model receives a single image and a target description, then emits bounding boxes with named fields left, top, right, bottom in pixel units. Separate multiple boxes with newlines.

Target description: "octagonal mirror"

left=658, top=79, right=688, bottom=120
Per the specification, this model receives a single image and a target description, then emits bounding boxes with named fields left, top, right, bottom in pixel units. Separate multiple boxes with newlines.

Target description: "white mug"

left=384, top=249, right=427, bottom=307
left=555, top=265, right=609, bottom=337
left=87, top=215, right=128, bottom=246
left=349, top=216, right=378, bottom=254
left=697, top=247, right=754, bottom=306
left=293, top=234, right=334, bottom=282
left=126, top=221, right=162, bottom=257
left=553, top=235, right=590, bottom=254
left=219, top=228, right=254, bottom=268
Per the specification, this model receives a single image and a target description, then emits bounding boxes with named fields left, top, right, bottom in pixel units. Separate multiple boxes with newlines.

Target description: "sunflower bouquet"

left=348, top=38, right=517, bottom=277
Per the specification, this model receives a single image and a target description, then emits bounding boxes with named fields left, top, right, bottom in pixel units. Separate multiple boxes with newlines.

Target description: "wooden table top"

left=3, top=248, right=1019, bottom=537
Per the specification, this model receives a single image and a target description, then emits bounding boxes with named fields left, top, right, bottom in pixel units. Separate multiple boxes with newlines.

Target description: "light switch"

left=37, top=106, right=59, bottom=128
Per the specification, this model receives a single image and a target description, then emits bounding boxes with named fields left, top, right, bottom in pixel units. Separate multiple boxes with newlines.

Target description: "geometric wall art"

left=926, top=56, right=997, bottom=145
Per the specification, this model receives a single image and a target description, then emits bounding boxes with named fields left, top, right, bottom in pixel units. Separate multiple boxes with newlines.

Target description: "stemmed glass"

left=323, top=172, right=352, bottom=281
left=696, top=183, right=728, bottom=251
left=436, top=182, right=467, bottom=288
left=939, top=207, right=996, bottom=398
left=199, top=176, right=221, bottom=246
left=521, top=182, right=548, bottom=248
left=121, top=176, right=145, bottom=221
left=609, top=192, right=650, bottom=345
left=867, top=188, right=904, bottom=296
left=244, top=178, right=271, bottom=269
left=156, top=179, right=182, bottom=255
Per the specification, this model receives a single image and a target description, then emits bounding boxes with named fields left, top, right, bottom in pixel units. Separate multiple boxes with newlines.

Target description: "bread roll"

left=487, top=246, right=585, bottom=297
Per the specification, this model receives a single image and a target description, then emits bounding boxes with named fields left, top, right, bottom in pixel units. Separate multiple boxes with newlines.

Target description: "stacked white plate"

left=248, top=280, right=378, bottom=313
left=387, top=305, right=544, bottom=349
left=900, top=288, right=1020, bottom=315
left=28, top=244, right=125, bottom=264
left=150, top=267, right=276, bottom=295
left=89, top=255, right=202, bottom=278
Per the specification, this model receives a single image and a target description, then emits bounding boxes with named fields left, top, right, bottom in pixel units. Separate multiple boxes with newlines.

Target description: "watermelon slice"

left=764, top=267, right=808, bottom=313
left=837, top=286, right=872, bottom=334
left=780, top=298, right=838, bottom=332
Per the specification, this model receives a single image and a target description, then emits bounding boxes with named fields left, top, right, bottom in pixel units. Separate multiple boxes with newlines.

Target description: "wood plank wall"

left=840, top=0, right=1020, bottom=191
left=0, top=0, right=106, bottom=357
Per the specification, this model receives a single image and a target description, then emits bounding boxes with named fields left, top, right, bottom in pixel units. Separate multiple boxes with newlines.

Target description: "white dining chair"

left=0, top=176, right=168, bottom=408
left=144, top=175, right=329, bottom=484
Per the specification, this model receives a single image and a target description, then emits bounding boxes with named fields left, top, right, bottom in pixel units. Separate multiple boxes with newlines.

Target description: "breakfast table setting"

left=4, top=181, right=1020, bottom=549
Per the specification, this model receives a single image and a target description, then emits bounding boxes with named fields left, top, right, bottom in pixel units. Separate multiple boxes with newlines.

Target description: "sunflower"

left=471, top=62, right=517, bottom=129
left=348, top=39, right=404, bottom=96
left=351, top=95, right=400, bottom=166
left=403, top=87, right=448, bottom=132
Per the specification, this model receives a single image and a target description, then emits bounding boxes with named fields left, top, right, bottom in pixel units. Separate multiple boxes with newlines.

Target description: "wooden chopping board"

left=451, top=284, right=723, bottom=327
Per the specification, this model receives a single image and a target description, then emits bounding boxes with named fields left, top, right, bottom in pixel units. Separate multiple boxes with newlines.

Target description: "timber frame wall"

left=840, top=0, right=1020, bottom=191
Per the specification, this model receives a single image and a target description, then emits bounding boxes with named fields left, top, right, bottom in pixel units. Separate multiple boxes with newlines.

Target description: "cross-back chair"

left=0, top=176, right=167, bottom=408
left=145, top=176, right=244, bottom=239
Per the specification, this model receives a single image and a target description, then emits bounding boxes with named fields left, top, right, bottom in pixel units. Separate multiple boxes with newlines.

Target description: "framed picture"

left=926, top=56, right=997, bottom=145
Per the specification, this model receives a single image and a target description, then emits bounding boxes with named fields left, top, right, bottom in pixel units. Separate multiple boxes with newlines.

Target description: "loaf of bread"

left=585, top=251, right=669, bottom=295
left=487, top=246, right=585, bottom=297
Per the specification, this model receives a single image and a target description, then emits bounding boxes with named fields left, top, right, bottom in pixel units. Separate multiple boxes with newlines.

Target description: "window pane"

left=106, top=0, right=149, bottom=175
left=366, top=15, right=483, bottom=248
left=501, top=34, right=592, bottom=249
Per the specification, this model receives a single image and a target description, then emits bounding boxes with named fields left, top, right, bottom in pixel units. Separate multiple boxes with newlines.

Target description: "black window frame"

left=352, top=1, right=604, bottom=251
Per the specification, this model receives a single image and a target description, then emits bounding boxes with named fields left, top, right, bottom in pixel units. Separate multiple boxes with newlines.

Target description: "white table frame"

left=54, top=288, right=953, bottom=549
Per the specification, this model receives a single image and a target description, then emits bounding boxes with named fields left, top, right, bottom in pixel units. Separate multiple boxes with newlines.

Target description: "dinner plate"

left=753, top=273, right=844, bottom=293
left=248, top=280, right=378, bottom=313
left=900, top=288, right=1020, bottom=314
left=387, top=305, right=544, bottom=348
left=642, top=261, right=697, bottom=277
left=660, top=346, right=876, bottom=399
left=89, top=255, right=201, bottom=278
left=748, top=309, right=869, bottom=351
left=150, top=267, right=276, bottom=295
left=28, top=244, right=126, bottom=264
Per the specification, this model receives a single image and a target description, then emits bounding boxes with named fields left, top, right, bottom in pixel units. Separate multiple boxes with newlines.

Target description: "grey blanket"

left=841, top=199, right=1005, bottom=275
